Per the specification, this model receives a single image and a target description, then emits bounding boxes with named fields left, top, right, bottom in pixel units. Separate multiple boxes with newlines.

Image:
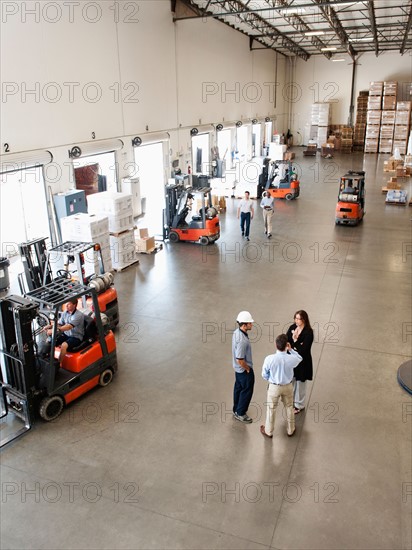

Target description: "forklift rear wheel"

left=285, top=193, right=293, bottom=201
left=99, top=369, right=113, bottom=387
left=200, top=236, right=210, bottom=246
left=169, top=231, right=180, bottom=243
left=39, top=395, right=64, bottom=421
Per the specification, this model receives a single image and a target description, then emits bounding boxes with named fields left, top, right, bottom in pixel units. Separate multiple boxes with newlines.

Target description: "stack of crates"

left=310, top=103, right=331, bottom=148
left=60, top=213, right=112, bottom=272
left=379, top=82, right=397, bottom=153
left=341, top=127, right=353, bottom=153
left=365, top=81, right=383, bottom=153
left=394, top=101, right=411, bottom=155
left=87, top=191, right=138, bottom=271
left=354, top=91, right=369, bottom=151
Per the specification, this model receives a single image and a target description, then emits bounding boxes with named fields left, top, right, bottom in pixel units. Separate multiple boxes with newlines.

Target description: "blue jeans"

left=240, top=212, right=251, bottom=237
left=233, top=369, right=255, bottom=416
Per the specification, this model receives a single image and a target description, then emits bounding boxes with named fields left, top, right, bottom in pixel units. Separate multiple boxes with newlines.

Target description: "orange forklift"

left=45, top=242, right=119, bottom=330
left=265, top=160, right=300, bottom=200
left=335, top=170, right=365, bottom=225
left=163, top=184, right=220, bottom=245
left=0, top=279, right=117, bottom=447
left=18, top=238, right=119, bottom=330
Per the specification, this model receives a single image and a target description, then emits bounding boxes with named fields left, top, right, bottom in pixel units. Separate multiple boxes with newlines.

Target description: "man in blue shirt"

left=45, top=298, right=85, bottom=366
left=260, top=333, right=302, bottom=438
left=232, top=311, right=255, bottom=423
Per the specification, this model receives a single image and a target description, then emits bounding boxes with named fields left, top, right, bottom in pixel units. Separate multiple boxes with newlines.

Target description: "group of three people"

left=232, top=309, right=313, bottom=438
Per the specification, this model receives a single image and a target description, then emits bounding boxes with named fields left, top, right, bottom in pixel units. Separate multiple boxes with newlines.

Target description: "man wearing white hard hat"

left=232, top=311, right=255, bottom=423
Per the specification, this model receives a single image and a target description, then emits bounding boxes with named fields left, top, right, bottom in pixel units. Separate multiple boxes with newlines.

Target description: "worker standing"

left=237, top=191, right=254, bottom=241
left=260, top=191, right=274, bottom=238
left=232, top=311, right=255, bottom=423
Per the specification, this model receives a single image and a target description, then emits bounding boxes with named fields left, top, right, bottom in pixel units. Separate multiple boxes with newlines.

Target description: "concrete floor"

left=1, top=150, right=411, bottom=549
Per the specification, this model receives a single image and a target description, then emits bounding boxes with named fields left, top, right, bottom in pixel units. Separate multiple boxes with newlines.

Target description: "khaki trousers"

left=262, top=209, right=274, bottom=234
left=265, top=382, right=295, bottom=436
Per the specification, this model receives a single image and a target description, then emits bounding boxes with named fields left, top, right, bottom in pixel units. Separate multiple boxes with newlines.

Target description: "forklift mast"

left=18, top=237, right=53, bottom=293
left=0, top=295, right=39, bottom=442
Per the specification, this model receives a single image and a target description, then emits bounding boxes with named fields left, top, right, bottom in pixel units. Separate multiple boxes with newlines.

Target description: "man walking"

left=237, top=191, right=254, bottom=241
left=260, top=334, right=302, bottom=438
left=232, top=311, right=255, bottom=423
left=260, top=191, right=274, bottom=238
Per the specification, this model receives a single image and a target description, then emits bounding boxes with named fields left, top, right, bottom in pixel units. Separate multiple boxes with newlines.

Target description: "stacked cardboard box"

left=87, top=191, right=138, bottom=271
left=393, top=101, right=411, bottom=155
left=311, top=102, right=331, bottom=148
left=379, top=110, right=396, bottom=153
left=365, top=82, right=383, bottom=153
left=354, top=91, right=368, bottom=151
left=341, top=127, right=353, bottom=153
left=136, top=228, right=155, bottom=253
left=60, top=213, right=112, bottom=272
left=383, top=81, right=398, bottom=110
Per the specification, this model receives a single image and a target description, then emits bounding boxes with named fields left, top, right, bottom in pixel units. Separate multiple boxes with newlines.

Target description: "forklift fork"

left=0, top=352, right=33, bottom=448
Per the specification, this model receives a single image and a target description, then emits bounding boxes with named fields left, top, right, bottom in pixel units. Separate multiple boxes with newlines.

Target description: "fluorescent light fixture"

left=332, top=58, right=346, bottom=62
left=335, top=2, right=362, bottom=6
left=305, top=31, right=324, bottom=36
left=321, top=47, right=337, bottom=51
left=350, top=37, right=374, bottom=42
left=282, top=7, right=306, bottom=15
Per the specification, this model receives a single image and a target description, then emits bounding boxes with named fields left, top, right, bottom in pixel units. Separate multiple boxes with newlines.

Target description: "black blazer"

left=286, top=324, right=314, bottom=382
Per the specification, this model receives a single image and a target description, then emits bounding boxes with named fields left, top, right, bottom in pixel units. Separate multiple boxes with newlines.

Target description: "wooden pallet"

left=385, top=200, right=407, bottom=206
left=112, top=259, right=140, bottom=272
left=110, top=226, right=137, bottom=238
left=137, top=243, right=163, bottom=255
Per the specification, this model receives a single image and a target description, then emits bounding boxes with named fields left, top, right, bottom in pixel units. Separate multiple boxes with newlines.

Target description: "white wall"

left=292, top=51, right=412, bottom=139
left=0, top=1, right=285, bottom=194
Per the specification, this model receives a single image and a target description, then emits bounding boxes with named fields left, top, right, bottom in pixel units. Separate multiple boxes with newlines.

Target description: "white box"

left=61, top=213, right=109, bottom=242
left=107, top=208, right=134, bottom=234
left=121, top=178, right=141, bottom=217
left=110, top=229, right=136, bottom=257
left=87, top=191, right=133, bottom=216
left=268, top=143, right=287, bottom=160
left=111, top=249, right=138, bottom=270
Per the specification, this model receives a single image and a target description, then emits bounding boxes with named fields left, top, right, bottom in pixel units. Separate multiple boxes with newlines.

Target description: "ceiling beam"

left=260, top=0, right=332, bottom=58
left=367, top=1, right=379, bottom=56
left=311, top=0, right=357, bottom=58
left=400, top=1, right=412, bottom=54
left=175, top=0, right=311, bottom=60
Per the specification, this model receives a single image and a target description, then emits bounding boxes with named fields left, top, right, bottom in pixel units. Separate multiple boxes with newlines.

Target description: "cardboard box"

left=136, top=228, right=155, bottom=252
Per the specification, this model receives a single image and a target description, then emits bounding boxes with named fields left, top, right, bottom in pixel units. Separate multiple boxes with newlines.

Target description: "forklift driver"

left=43, top=298, right=85, bottom=366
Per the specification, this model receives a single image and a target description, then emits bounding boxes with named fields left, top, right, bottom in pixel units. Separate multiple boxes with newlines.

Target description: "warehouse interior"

left=0, top=1, right=412, bottom=549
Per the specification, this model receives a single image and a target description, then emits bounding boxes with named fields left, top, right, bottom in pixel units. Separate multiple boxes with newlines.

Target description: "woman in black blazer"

left=286, top=310, right=314, bottom=414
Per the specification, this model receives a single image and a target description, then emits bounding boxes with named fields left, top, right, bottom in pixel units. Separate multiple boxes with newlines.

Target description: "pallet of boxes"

left=365, top=81, right=383, bottom=153
left=353, top=91, right=368, bottom=151
left=87, top=191, right=139, bottom=271
left=383, top=156, right=410, bottom=205
left=135, top=228, right=158, bottom=254
left=60, top=212, right=112, bottom=273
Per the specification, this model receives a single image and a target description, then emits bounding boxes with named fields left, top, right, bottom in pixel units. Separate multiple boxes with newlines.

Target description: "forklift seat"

left=71, top=316, right=98, bottom=353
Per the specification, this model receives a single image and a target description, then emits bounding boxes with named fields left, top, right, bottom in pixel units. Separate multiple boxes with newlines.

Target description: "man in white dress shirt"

left=260, top=334, right=302, bottom=438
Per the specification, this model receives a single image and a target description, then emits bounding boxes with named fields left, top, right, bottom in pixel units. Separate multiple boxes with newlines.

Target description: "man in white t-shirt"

left=237, top=191, right=254, bottom=241
left=260, top=191, right=274, bottom=238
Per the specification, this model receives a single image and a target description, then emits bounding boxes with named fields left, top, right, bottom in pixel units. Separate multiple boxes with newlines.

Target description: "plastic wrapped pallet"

left=367, top=110, right=381, bottom=125
left=87, top=191, right=133, bottom=216
left=381, top=111, right=396, bottom=125
left=367, top=96, right=382, bottom=110
left=369, top=81, right=383, bottom=95
left=392, top=140, right=407, bottom=155
left=364, top=139, right=378, bottom=153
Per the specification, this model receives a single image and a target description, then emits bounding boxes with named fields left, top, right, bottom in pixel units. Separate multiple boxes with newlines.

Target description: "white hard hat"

left=236, top=311, right=254, bottom=323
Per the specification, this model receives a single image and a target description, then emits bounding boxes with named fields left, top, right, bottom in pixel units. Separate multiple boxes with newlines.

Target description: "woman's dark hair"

left=294, top=310, right=311, bottom=330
